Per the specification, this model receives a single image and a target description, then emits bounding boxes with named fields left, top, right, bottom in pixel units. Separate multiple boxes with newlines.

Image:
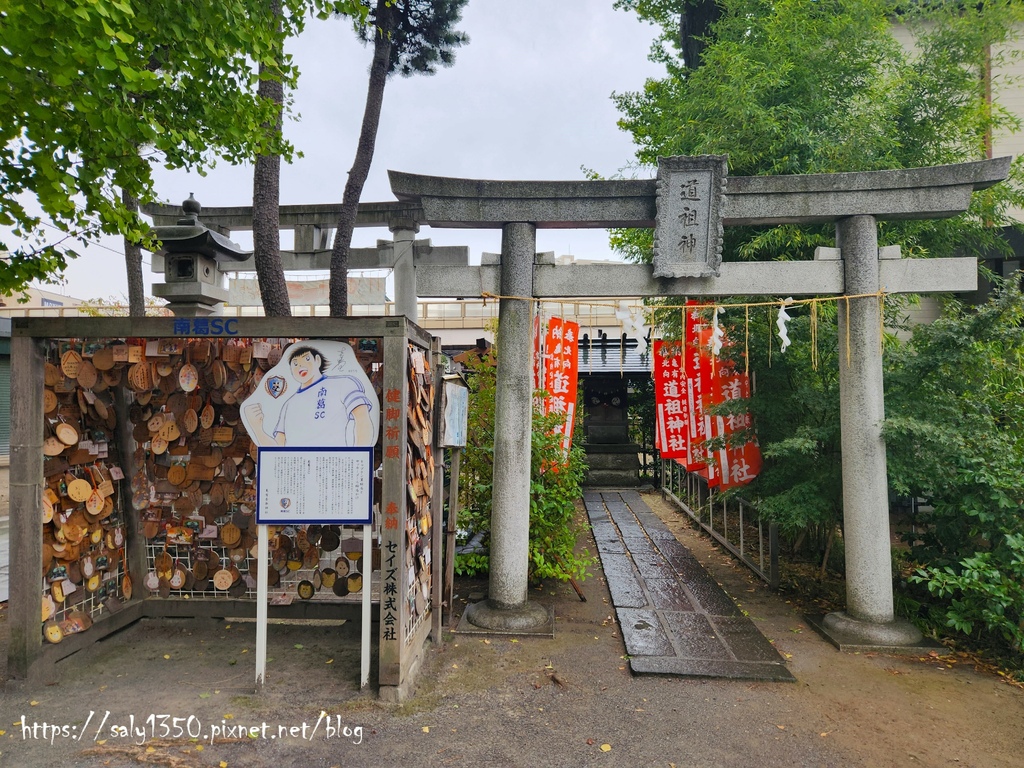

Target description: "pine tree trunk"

left=680, top=0, right=721, bottom=70
left=121, top=189, right=145, bottom=317
left=252, top=0, right=291, bottom=318
left=329, top=1, right=395, bottom=317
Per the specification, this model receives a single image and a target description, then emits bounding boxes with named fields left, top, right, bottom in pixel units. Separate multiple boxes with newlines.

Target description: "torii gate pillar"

left=464, top=223, right=549, bottom=630
left=390, top=219, right=420, bottom=321
left=827, top=215, right=922, bottom=643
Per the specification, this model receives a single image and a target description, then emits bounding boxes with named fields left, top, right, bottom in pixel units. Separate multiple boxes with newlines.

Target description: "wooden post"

left=445, top=448, right=461, bottom=628
left=430, top=337, right=445, bottom=644
left=378, top=329, right=409, bottom=689
left=8, top=335, right=44, bottom=681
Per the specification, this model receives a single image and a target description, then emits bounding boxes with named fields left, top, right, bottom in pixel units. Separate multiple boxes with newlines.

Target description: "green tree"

left=612, top=0, right=1024, bottom=539
left=0, top=0, right=361, bottom=295
left=613, top=0, right=1024, bottom=260
left=885, top=277, right=1024, bottom=657
left=328, top=0, right=468, bottom=317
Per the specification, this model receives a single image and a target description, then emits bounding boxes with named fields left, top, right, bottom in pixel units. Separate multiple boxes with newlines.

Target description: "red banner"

left=704, top=350, right=762, bottom=490
left=656, top=302, right=762, bottom=490
left=653, top=340, right=688, bottom=459
left=685, top=302, right=712, bottom=471
left=543, top=317, right=580, bottom=454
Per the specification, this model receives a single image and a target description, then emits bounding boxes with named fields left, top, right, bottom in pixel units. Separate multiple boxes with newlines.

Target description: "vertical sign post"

left=253, top=447, right=374, bottom=690
left=437, top=374, right=469, bottom=628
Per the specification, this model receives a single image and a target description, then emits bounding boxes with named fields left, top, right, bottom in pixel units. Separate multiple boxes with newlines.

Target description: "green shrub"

left=454, top=349, right=594, bottom=582
left=886, top=277, right=1024, bottom=663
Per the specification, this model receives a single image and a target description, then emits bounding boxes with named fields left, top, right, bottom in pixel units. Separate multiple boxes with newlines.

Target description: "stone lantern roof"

left=153, top=194, right=250, bottom=262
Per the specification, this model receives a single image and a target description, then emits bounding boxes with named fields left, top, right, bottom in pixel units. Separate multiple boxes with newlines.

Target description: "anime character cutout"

left=241, top=340, right=380, bottom=447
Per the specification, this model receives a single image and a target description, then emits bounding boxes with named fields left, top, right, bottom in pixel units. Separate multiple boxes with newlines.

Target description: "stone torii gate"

left=387, top=156, right=1011, bottom=646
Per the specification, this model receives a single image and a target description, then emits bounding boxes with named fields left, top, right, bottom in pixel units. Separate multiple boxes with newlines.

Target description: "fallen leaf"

left=199, top=693, right=211, bottom=699
left=224, top=714, right=234, bottom=720
left=510, top=639, right=519, bottom=643
left=776, top=725, right=786, bottom=730
left=294, top=644, right=304, bottom=650
left=29, top=701, right=39, bottom=706
left=451, top=664, right=458, bottom=669
left=586, top=738, right=595, bottom=745
left=326, top=659, right=334, bottom=664
left=96, top=739, right=106, bottom=744
left=482, top=639, right=491, bottom=645
left=163, top=655, right=170, bottom=660
left=146, top=747, right=156, bottom=753
left=820, top=732, right=830, bottom=737
left=220, top=762, right=228, bottom=768
left=196, top=745, right=204, bottom=751
left=422, top=726, right=430, bottom=733
left=600, top=744, right=612, bottom=752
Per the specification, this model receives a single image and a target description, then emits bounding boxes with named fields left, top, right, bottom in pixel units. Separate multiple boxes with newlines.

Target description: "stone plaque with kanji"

left=653, top=155, right=727, bottom=279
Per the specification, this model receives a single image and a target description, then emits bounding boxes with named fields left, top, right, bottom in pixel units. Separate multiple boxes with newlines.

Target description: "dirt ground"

left=2, top=490, right=1022, bottom=768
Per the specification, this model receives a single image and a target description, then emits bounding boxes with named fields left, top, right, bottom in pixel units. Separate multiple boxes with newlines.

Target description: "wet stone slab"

left=600, top=553, right=647, bottom=608
left=643, top=528, right=675, bottom=548
left=644, top=578, right=695, bottom=612
left=714, top=616, right=787, bottom=662
left=588, top=491, right=794, bottom=683
left=661, top=611, right=732, bottom=660
left=685, top=577, right=743, bottom=618
left=664, top=551, right=710, bottom=582
left=629, top=550, right=670, bottom=573
left=630, top=656, right=795, bottom=682
left=590, top=520, right=621, bottom=542
left=618, top=608, right=675, bottom=657
left=620, top=536, right=660, bottom=559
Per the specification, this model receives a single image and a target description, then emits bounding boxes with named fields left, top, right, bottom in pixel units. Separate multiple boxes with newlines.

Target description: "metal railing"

left=660, top=459, right=779, bottom=589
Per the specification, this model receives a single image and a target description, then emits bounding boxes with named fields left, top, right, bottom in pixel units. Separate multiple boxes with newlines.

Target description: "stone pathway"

left=585, top=490, right=794, bottom=681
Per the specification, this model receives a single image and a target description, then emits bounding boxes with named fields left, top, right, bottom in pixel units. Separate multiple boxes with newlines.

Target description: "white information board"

left=255, top=447, right=373, bottom=525
left=439, top=374, right=469, bottom=448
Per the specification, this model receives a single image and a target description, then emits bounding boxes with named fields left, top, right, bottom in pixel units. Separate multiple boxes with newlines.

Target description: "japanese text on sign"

left=542, top=317, right=580, bottom=454
left=255, top=447, right=373, bottom=524
left=652, top=155, right=726, bottom=278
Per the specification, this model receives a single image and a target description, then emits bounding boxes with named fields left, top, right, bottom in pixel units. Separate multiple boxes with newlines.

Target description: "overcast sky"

left=46, top=1, right=664, bottom=301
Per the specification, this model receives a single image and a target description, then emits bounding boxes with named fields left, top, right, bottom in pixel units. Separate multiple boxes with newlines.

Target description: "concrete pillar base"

left=822, top=611, right=923, bottom=646
left=464, top=599, right=549, bottom=632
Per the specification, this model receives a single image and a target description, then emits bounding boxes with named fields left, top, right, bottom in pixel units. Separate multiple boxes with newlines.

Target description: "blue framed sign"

left=255, top=447, right=374, bottom=525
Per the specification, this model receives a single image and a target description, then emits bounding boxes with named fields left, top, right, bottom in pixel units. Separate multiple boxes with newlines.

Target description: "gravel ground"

left=1, top=490, right=1022, bottom=768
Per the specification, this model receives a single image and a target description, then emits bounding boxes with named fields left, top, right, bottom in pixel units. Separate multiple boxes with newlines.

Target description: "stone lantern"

left=151, top=195, right=249, bottom=316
